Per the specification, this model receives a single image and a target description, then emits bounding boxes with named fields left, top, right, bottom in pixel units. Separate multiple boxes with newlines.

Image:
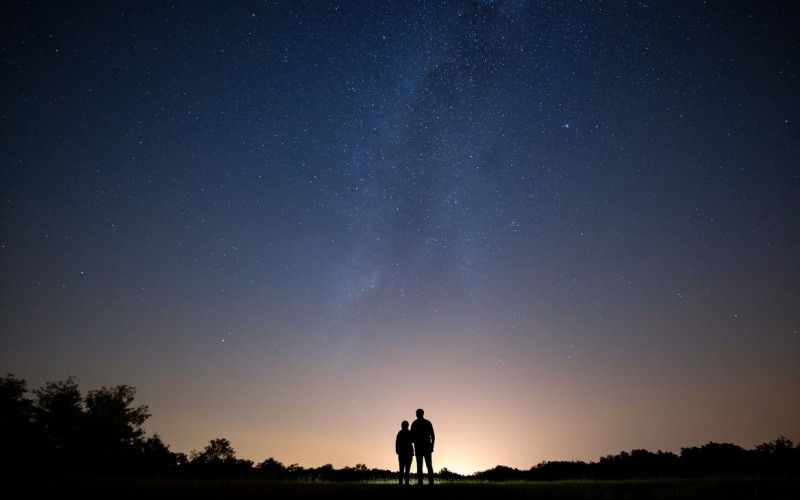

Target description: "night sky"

left=2, top=1, right=799, bottom=475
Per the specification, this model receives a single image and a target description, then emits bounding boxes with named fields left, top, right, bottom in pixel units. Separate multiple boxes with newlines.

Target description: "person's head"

left=416, top=408, right=424, bottom=418
left=401, top=420, right=409, bottom=429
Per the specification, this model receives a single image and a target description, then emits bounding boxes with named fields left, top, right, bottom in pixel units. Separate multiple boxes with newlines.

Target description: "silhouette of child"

left=395, top=420, right=414, bottom=485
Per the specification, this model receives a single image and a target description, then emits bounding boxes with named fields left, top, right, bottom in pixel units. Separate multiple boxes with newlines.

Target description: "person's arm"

left=430, top=424, right=435, bottom=451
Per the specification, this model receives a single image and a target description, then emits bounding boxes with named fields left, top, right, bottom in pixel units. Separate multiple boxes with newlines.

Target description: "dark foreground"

left=9, top=476, right=800, bottom=500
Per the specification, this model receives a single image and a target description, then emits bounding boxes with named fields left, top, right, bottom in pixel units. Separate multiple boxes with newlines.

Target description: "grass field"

left=10, top=476, right=799, bottom=499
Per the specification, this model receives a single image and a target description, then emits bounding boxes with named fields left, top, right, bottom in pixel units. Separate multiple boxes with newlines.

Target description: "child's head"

left=401, top=420, right=409, bottom=429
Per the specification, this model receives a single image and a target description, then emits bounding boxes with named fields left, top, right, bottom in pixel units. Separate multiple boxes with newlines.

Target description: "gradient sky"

left=2, top=1, right=799, bottom=475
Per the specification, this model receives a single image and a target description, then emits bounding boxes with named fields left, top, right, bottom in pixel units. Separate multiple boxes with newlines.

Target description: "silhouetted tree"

left=755, top=436, right=799, bottom=476
left=255, top=457, right=288, bottom=480
left=286, top=462, right=307, bottom=481
left=0, top=374, right=36, bottom=475
left=191, top=438, right=237, bottom=462
left=597, top=449, right=680, bottom=478
left=18, top=375, right=173, bottom=476
left=310, top=463, right=335, bottom=481
left=473, top=465, right=526, bottom=481
left=437, top=467, right=465, bottom=480
left=32, top=376, right=85, bottom=471
left=332, top=463, right=371, bottom=482
left=83, top=384, right=150, bottom=472
left=680, top=442, right=753, bottom=477
left=188, top=438, right=254, bottom=478
left=529, top=460, right=592, bottom=481
left=132, top=433, right=183, bottom=475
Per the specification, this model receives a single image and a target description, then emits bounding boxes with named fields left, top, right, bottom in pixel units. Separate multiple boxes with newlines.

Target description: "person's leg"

left=415, top=453, right=424, bottom=484
left=398, top=456, right=403, bottom=484
left=425, top=453, right=434, bottom=484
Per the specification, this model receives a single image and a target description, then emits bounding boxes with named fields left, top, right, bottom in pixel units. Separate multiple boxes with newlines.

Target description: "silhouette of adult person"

left=395, top=420, right=414, bottom=485
left=410, top=408, right=435, bottom=485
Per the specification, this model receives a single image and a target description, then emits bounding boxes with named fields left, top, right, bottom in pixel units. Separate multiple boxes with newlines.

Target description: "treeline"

left=2, top=374, right=798, bottom=480
left=0, top=373, right=402, bottom=480
left=474, top=439, right=800, bottom=481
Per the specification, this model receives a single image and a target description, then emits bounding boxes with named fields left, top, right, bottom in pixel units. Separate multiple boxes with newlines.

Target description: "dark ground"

left=8, top=476, right=800, bottom=500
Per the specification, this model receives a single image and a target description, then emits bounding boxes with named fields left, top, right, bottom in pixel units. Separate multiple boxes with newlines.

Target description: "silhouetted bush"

left=473, top=465, right=526, bottom=481
left=596, top=449, right=681, bottom=479
left=680, top=442, right=754, bottom=477
left=255, top=457, right=288, bottom=480
left=528, top=460, right=593, bottom=481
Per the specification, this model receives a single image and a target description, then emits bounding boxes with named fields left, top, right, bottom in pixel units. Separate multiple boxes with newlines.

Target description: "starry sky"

left=2, top=1, right=799, bottom=475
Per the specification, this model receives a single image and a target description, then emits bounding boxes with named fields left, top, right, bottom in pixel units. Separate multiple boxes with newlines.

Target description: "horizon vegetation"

left=2, top=373, right=798, bottom=482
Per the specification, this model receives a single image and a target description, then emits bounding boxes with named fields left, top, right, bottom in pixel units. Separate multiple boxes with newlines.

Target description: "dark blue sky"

left=2, top=1, right=798, bottom=474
